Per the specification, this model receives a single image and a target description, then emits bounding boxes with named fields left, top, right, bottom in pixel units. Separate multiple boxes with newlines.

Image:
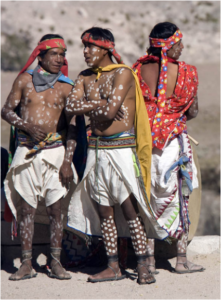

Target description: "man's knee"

left=121, top=195, right=138, bottom=221
left=47, top=201, right=61, bottom=220
left=97, top=204, right=114, bottom=219
left=20, top=204, right=35, bottom=217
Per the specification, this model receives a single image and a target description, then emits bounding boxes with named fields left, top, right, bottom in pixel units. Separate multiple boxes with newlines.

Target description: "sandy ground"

left=1, top=250, right=220, bottom=299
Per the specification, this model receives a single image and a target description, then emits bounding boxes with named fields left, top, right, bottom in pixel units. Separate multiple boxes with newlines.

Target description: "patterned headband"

left=81, top=32, right=124, bottom=64
left=149, top=29, right=183, bottom=50
left=148, top=29, right=183, bottom=141
left=18, top=38, right=68, bottom=76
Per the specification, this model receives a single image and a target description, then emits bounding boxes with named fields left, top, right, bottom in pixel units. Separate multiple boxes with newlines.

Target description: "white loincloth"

left=67, top=147, right=169, bottom=240
left=4, top=145, right=78, bottom=228
left=150, top=132, right=198, bottom=238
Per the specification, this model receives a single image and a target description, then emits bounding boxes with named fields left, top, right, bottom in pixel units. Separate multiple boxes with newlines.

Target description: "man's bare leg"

left=121, top=195, right=156, bottom=284
left=145, top=239, right=159, bottom=274
left=175, top=231, right=205, bottom=273
left=88, top=205, right=125, bottom=282
left=9, top=199, right=37, bottom=280
left=46, top=199, right=71, bottom=279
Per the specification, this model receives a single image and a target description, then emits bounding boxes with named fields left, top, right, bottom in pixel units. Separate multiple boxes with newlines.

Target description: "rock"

left=188, top=235, right=220, bottom=254
left=77, top=7, right=88, bottom=18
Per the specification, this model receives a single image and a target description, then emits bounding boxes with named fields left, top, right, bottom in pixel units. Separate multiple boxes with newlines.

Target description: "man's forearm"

left=65, top=98, right=106, bottom=116
left=1, top=107, right=29, bottom=132
left=63, top=124, right=78, bottom=164
left=63, top=139, right=77, bottom=164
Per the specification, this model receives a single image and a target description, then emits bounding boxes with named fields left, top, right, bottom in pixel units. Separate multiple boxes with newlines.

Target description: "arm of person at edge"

left=59, top=108, right=78, bottom=189
left=185, top=95, right=198, bottom=121
left=87, top=68, right=132, bottom=122
left=1, top=73, right=47, bottom=142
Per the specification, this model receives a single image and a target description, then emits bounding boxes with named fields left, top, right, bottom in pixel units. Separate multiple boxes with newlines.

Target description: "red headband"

left=148, top=29, right=183, bottom=138
left=18, top=38, right=68, bottom=76
left=81, top=32, right=124, bottom=64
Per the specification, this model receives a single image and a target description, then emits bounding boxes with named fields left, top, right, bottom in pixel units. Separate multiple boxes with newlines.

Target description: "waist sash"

left=18, top=129, right=66, bottom=159
left=88, top=133, right=136, bottom=150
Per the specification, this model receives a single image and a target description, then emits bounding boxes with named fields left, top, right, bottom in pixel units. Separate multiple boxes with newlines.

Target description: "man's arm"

left=59, top=114, right=78, bottom=189
left=1, top=74, right=47, bottom=142
left=65, top=74, right=106, bottom=116
left=186, top=96, right=198, bottom=121
left=87, top=68, right=133, bottom=122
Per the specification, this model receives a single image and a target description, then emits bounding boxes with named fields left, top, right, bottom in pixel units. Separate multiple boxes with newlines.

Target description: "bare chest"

left=21, top=82, right=65, bottom=110
left=85, top=73, right=115, bottom=100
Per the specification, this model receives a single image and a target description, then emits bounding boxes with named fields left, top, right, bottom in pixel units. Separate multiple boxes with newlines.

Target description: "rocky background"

left=1, top=1, right=220, bottom=70
left=1, top=1, right=220, bottom=236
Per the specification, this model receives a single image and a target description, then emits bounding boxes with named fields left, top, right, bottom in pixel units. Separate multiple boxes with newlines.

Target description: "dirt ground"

left=1, top=250, right=220, bottom=299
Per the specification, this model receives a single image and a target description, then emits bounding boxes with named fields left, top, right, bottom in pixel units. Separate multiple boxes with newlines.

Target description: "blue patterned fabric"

left=164, top=155, right=193, bottom=193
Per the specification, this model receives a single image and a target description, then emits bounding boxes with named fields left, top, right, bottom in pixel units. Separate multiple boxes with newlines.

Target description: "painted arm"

left=65, top=74, right=106, bottom=116
left=59, top=114, right=78, bottom=189
left=1, top=74, right=47, bottom=141
left=88, top=68, right=132, bottom=121
left=186, top=96, right=198, bottom=121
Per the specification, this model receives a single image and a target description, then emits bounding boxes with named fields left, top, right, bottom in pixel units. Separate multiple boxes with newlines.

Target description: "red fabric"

left=132, top=55, right=198, bottom=149
left=81, top=32, right=124, bottom=64
left=18, top=38, right=68, bottom=76
left=4, top=201, right=13, bottom=222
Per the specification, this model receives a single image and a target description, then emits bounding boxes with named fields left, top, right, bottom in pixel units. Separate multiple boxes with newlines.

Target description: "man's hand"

left=114, top=107, right=125, bottom=121
left=26, top=124, right=48, bottom=142
left=59, top=160, right=74, bottom=189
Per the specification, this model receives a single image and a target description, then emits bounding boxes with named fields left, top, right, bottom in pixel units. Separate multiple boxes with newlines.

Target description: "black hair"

left=147, top=22, right=178, bottom=57
left=38, top=34, right=65, bottom=58
left=81, top=27, right=114, bottom=60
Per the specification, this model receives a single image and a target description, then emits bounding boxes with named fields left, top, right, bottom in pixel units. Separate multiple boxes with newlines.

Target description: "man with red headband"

left=1, top=34, right=79, bottom=280
left=66, top=27, right=169, bottom=285
left=132, top=22, right=205, bottom=274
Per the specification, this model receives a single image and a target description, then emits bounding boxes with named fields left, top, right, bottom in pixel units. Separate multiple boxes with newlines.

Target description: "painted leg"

left=175, top=231, right=205, bottom=273
left=46, top=199, right=71, bottom=280
left=145, top=239, right=158, bottom=274
left=121, top=196, right=156, bottom=284
left=9, top=199, right=37, bottom=280
left=88, top=205, right=125, bottom=282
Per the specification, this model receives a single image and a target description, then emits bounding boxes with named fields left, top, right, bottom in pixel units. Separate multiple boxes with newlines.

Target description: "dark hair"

left=38, top=34, right=65, bottom=58
left=81, top=27, right=114, bottom=60
left=147, top=22, right=178, bottom=57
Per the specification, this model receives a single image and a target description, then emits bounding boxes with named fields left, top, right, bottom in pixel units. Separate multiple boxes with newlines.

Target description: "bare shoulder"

left=57, top=81, right=74, bottom=97
left=114, top=67, right=134, bottom=82
left=14, top=72, right=32, bottom=88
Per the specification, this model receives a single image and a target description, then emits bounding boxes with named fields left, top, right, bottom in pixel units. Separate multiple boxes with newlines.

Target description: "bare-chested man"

left=1, top=34, right=78, bottom=280
left=66, top=27, right=169, bottom=285
left=132, top=22, right=205, bottom=274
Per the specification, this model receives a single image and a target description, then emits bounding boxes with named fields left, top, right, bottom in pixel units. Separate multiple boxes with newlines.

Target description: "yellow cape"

left=92, top=64, right=152, bottom=202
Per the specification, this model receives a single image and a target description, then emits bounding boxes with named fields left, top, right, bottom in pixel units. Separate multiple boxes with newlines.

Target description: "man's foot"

left=145, top=255, right=159, bottom=275
left=137, top=262, right=156, bottom=284
left=88, top=262, right=126, bottom=283
left=175, top=260, right=205, bottom=274
left=48, top=259, right=72, bottom=280
left=9, top=262, right=37, bottom=281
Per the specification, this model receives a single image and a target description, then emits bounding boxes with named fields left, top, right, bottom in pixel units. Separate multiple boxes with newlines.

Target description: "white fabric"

left=150, top=132, right=198, bottom=237
left=67, top=147, right=169, bottom=240
left=4, top=145, right=78, bottom=223
left=88, top=150, right=130, bottom=206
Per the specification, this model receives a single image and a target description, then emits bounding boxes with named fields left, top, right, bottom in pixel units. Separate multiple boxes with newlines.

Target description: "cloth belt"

left=17, top=129, right=66, bottom=159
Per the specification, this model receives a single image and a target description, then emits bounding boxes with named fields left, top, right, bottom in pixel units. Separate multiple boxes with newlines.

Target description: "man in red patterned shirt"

left=132, top=22, right=205, bottom=274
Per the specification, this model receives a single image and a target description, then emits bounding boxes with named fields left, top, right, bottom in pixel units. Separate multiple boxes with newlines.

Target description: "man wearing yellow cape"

left=66, top=27, right=168, bottom=284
